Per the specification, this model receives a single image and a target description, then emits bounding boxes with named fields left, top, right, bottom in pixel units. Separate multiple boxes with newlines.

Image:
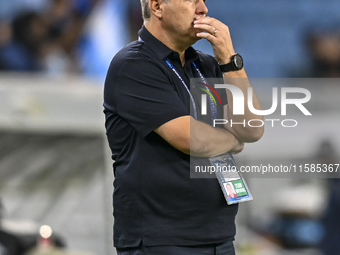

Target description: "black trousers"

left=116, top=240, right=236, bottom=255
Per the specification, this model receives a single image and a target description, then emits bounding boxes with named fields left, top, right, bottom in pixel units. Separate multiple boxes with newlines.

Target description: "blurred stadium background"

left=0, top=0, right=340, bottom=254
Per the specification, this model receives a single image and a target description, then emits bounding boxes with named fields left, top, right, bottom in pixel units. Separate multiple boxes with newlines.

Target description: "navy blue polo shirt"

left=104, top=26, right=238, bottom=248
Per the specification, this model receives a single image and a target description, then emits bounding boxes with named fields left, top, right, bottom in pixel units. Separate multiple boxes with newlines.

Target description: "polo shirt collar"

left=138, top=26, right=199, bottom=64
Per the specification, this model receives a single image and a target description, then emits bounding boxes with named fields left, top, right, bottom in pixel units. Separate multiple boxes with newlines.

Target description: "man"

left=104, top=0, right=264, bottom=254
left=225, top=183, right=237, bottom=199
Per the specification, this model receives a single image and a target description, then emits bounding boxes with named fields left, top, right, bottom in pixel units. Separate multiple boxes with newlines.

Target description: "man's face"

left=161, top=0, right=208, bottom=46
left=226, top=184, right=234, bottom=194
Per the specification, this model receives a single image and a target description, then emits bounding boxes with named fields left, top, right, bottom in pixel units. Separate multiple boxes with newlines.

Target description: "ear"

left=149, top=0, right=164, bottom=19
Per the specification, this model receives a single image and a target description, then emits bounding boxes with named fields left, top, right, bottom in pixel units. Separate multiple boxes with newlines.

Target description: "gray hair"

left=140, top=0, right=169, bottom=21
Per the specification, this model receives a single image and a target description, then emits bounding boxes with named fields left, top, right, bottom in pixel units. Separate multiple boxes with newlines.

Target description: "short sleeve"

left=104, top=55, right=189, bottom=138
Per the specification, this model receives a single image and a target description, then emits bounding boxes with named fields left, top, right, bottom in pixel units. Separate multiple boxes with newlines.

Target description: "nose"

left=196, top=0, right=208, bottom=16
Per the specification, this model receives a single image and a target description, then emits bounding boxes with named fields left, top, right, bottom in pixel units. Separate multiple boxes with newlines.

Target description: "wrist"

left=219, top=53, right=244, bottom=73
left=217, top=52, right=236, bottom=65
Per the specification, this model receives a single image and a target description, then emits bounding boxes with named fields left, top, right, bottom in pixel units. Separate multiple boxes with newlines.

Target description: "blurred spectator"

left=44, top=0, right=99, bottom=58
left=268, top=184, right=325, bottom=250
left=0, top=0, right=138, bottom=78
left=0, top=230, right=25, bottom=255
left=317, top=140, right=340, bottom=255
left=40, top=0, right=98, bottom=74
left=0, top=12, right=46, bottom=71
left=127, top=0, right=143, bottom=41
left=0, top=198, right=25, bottom=255
left=0, top=0, right=99, bottom=75
left=0, top=20, right=13, bottom=70
left=293, top=26, right=340, bottom=78
left=76, top=0, right=129, bottom=79
left=307, top=29, right=340, bottom=78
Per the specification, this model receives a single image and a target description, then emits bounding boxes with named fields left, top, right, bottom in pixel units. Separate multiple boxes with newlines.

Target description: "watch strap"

left=219, top=62, right=234, bottom=72
left=219, top=53, right=244, bottom=72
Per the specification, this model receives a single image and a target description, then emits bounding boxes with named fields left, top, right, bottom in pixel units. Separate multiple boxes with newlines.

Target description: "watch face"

left=233, top=54, right=244, bottom=70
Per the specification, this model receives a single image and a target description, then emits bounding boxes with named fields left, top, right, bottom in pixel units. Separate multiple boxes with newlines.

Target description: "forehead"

left=166, top=0, right=208, bottom=8
left=181, top=0, right=207, bottom=2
